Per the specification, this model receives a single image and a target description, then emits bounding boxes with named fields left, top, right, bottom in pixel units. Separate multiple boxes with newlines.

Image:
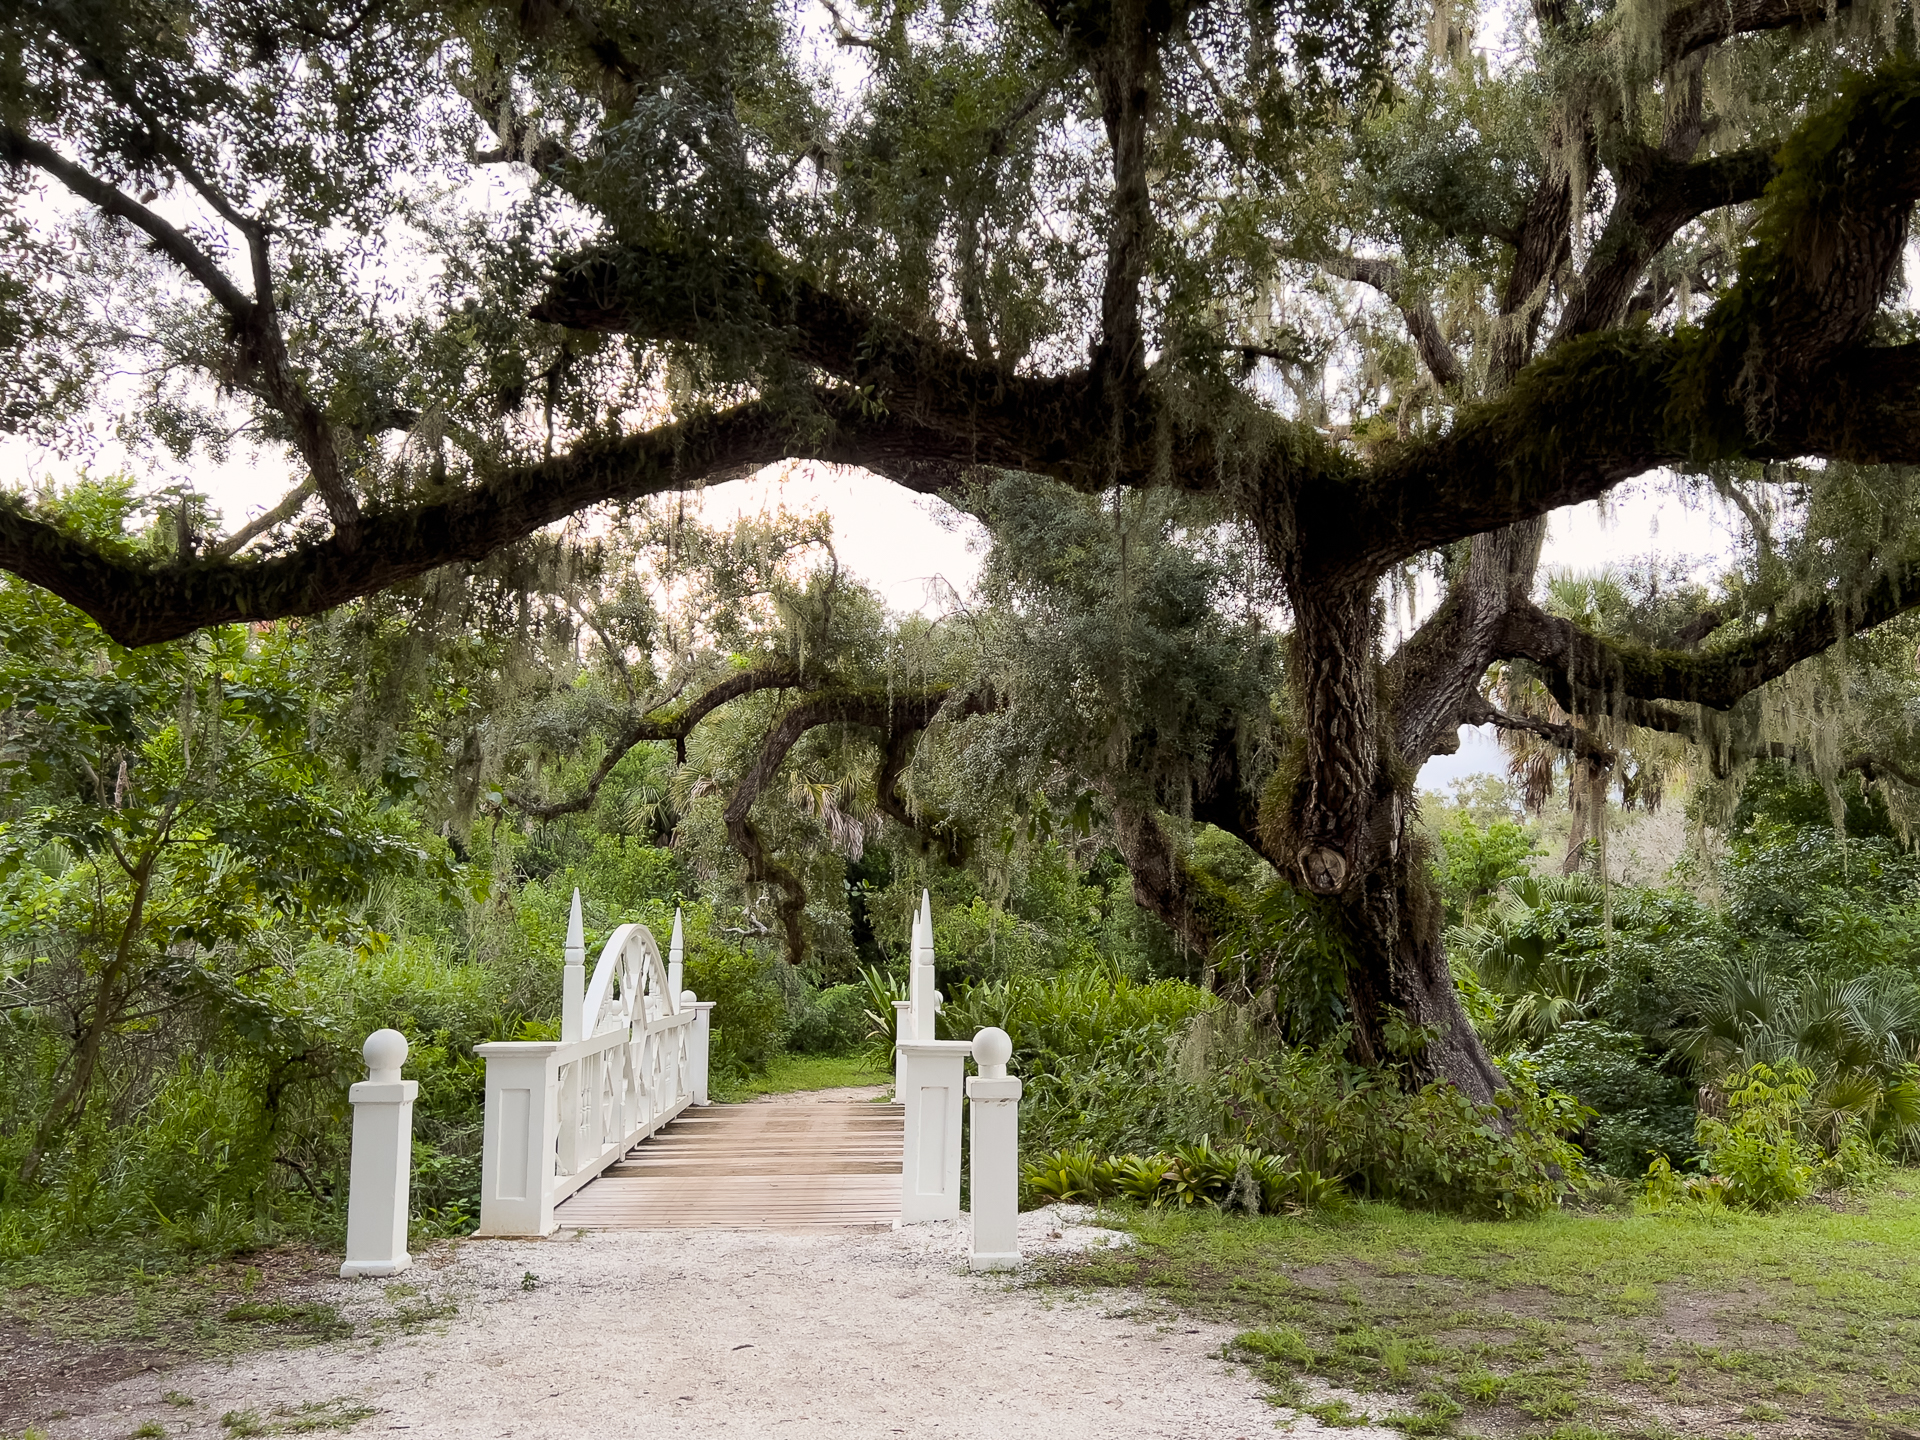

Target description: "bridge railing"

left=474, top=894, right=711, bottom=1237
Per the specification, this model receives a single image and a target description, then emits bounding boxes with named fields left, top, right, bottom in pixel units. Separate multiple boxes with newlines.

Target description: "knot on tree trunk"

left=1300, top=845, right=1349, bottom=893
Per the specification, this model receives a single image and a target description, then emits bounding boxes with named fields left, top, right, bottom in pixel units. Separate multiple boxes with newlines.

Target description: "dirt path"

left=45, top=1210, right=1403, bottom=1440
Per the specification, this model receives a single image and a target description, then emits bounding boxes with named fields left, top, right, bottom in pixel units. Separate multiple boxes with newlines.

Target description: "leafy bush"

left=1430, top=810, right=1541, bottom=924
left=1693, top=1062, right=1818, bottom=1209
left=1638, top=1061, right=1890, bottom=1213
left=1524, top=1021, right=1698, bottom=1177
left=940, top=968, right=1219, bottom=1158
left=784, top=983, right=869, bottom=1054
left=1214, top=1039, right=1589, bottom=1218
left=1008, top=996, right=1590, bottom=1219
left=683, top=944, right=787, bottom=1078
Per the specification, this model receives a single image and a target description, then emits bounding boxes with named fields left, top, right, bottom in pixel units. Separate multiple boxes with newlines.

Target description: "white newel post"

left=685, top=991, right=715, bottom=1105
left=966, top=1026, right=1023, bottom=1271
left=341, top=1029, right=419, bottom=1278
left=896, top=891, right=972, bottom=1224
left=473, top=1040, right=562, bottom=1237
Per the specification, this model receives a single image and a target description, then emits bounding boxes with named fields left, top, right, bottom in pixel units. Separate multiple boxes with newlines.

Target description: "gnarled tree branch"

left=502, top=663, right=807, bottom=820
left=722, top=688, right=984, bottom=963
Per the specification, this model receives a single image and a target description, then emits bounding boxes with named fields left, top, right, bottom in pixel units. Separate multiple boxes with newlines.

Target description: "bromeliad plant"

left=1023, top=1140, right=1347, bottom=1216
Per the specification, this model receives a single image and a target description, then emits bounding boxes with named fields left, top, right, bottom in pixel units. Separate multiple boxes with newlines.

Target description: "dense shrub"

left=1640, top=1061, right=1891, bottom=1213
left=1216, top=1041, right=1589, bottom=1218
left=782, top=981, right=869, bottom=1054
left=682, top=944, right=787, bottom=1077
left=1523, top=1021, right=1698, bottom=1176
left=977, top=977, right=1591, bottom=1219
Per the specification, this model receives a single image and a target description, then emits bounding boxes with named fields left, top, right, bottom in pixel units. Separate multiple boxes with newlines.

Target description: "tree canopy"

left=4, top=0, right=1920, bottom=1096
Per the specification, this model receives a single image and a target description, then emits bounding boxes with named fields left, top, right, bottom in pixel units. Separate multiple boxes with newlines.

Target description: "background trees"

left=3, top=0, right=1920, bottom=1100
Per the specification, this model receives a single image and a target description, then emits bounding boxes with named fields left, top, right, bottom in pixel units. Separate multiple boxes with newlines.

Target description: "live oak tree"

left=5, top=0, right=1920, bottom=1101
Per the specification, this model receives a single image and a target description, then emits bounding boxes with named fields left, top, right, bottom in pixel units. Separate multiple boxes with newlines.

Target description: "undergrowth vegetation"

left=7, top=493, right=1920, bottom=1363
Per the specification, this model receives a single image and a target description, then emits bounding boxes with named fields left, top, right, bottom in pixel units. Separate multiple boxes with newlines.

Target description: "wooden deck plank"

left=552, top=1101, right=904, bottom=1230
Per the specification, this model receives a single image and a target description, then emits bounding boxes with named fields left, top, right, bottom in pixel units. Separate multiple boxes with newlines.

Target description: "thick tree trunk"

left=1339, top=810, right=1504, bottom=1105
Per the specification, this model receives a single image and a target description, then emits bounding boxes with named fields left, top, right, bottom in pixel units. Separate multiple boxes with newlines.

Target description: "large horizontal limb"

left=1314, top=64, right=1920, bottom=575
left=533, top=249, right=1103, bottom=478
left=533, top=245, right=1245, bottom=496
left=501, top=663, right=807, bottom=819
left=1319, top=338, right=1920, bottom=577
left=1663, top=0, right=1853, bottom=68
left=1494, top=545, right=1920, bottom=711
left=0, top=393, right=975, bottom=648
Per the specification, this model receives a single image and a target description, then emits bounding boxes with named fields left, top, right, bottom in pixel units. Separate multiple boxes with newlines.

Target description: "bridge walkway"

left=552, top=1096, right=904, bottom=1230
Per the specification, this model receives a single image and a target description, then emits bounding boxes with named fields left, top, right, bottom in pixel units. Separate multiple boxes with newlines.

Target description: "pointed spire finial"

left=562, top=888, right=586, bottom=1042
left=667, top=905, right=686, bottom=1012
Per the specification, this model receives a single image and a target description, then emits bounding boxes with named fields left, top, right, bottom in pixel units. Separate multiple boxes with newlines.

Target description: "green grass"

left=219, top=1399, right=378, bottom=1436
left=0, top=1246, right=352, bottom=1360
left=709, top=1051, right=892, bottom=1101
left=1051, top=1172, right=1920, bottom=1439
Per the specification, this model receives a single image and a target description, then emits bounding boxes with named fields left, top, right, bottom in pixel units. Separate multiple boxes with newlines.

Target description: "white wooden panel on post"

left=896, top=890, right=971, bottom=1224
left=966, top=1026, right=1022, bottom=1271
left=341, top=1029, right=418, bottom=1278
left=475, top=891, right=708, bottom=1237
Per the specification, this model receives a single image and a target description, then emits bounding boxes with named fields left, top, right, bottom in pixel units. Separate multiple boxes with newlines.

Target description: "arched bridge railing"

left=474, top=894, right=712, bottom=1236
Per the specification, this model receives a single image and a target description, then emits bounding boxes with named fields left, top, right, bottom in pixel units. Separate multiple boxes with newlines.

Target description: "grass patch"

left=0, top=1241, right=352, bottom=1390
left=1049, top=1171, right=1920, bottom=1438
left=709, top=1051, right=891, bottom=1101
left=220, top=1399, right=378, bottom=1436
left=221, top=1301, right=352, bottom=1340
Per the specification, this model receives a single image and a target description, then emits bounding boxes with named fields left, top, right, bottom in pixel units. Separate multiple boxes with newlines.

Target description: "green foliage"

left=1641, top=1060, right=1895, bottom=1214
left=1022, top=1140, right=1346, bottom=1216
left=1429, top=810, right=1541, bottom=925
left=1692, top=1063, right=1818, bottom=1211
left=1524, top=1022, right=1698, bottom=1177
left=783, top=982, right=868, bottom=1055
left=1022, top=1145, right=1115, bottom=1204
left=1447, top=874, right=1608, bottom=1047
left=1219, top=1039, right=1590, bottom=1218
left=682, top=941, right=787, bottom=1079
left=1213, top=879, right=1356, bottom=1043
left=1007, top=994, right=1590, bottom=1218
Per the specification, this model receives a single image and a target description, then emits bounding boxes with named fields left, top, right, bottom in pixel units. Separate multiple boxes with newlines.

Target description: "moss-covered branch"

left=721, top=687, right=978, bottom=964
left=501, top=663, right=807, bottom=820
left=1496, top=545, right=1920, bottom=713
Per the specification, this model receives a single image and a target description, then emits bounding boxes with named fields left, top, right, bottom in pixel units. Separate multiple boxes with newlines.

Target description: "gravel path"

left=61, top=1209, right=1403, bottom=1440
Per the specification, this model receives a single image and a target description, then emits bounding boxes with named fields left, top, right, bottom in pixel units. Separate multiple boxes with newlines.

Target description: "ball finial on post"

left=362, top=1028, right=409, bottom=1082
left=971, top=1026, right=1012, bottom=1079
left=342, top=1028, right=418, bottom=1278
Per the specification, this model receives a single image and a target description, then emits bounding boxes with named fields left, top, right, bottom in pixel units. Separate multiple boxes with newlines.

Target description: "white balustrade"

left=966, top=1026, right=1022, bottom=1271
left=475, top=892, right=709, bottom=1237
left=895, top=890, right=973, bottom=1224
left=341, top=1029, right=418, bottom=1278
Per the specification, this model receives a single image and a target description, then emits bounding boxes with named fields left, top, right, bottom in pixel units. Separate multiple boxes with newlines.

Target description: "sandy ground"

left=51, top=1208, right=1404, bottom=1440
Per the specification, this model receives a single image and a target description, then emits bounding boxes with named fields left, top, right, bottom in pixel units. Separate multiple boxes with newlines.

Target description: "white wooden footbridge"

left=338, top=893, right=1022, bottom=1274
